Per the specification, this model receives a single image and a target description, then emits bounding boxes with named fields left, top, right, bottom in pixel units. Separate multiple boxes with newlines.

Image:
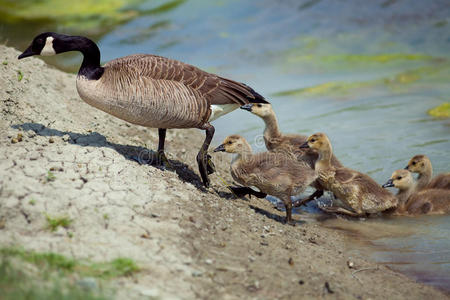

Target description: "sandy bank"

left=0, top=44, right=447, bottom=299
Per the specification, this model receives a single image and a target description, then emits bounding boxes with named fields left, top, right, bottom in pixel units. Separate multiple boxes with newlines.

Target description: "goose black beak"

left=382, top=179, right=394, bottom=188
left=18, top=46, right=36, bottom=59
left=213, top=144, right=226, bottom=152
left=299, top=142, right=309, bottom=149
left=240, top=104, right=253, bottom=111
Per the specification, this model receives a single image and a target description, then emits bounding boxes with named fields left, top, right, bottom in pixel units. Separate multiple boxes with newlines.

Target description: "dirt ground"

left=0, top=44, right=447, bottom=299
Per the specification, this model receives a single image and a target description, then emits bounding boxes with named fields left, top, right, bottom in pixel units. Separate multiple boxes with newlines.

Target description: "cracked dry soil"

left=0, top=45, right=447, bottom=299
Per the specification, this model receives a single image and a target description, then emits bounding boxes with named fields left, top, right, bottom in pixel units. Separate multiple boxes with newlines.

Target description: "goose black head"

left=18, top=32, right=64, bottom=59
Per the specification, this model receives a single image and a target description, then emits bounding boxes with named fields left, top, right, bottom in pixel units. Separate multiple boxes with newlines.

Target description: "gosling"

left=383, top=169, right=450, bottom=215
left=405, top=154, right=450, bottom=190
left=240, top=103, right=342, bottom=203
left=300, top=133, right=397, bottom=216
left=214, top=135, right=317, bottom=224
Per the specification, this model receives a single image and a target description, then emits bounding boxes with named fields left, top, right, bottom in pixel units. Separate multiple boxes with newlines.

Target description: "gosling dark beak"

left=404, top=166, right=409, bottom=170
left=240, top=104, right=253, bottom=112
left=18, top=46, right=36, bottom=59
left=213, top=144, right=226, bottom=152
left=299, top=142, right=310, bottom=149
left=382, top=179, right=394, bottom=188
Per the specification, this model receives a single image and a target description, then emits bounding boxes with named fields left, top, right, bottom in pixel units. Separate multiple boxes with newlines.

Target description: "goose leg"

left=156, top=128, right=169, bottom=166
left=197, top=123, right=215, bottom=187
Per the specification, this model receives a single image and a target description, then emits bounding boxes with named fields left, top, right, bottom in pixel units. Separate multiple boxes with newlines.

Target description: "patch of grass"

left=29, top=198, right=36, bottom=205
left=88, top=258, right=140, bottom=278
left=17, top=70, right=23, bottom=81
left=46, top=170, right=56, bottom=182
left=2, top=60, right=8, bottom=65
left=0, top=253, right=107, bottom=300
left=103, top=214, right=109, bottom=220
left=0, top=248, right=76, bottom=271
left=0, top=247, right=140, bottom=279
left=45, top=214, right=72, bottom=231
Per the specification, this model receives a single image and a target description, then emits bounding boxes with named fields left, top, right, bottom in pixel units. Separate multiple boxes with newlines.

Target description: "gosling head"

left=214, top=135, right=249, bottom=154
left=18, top=32, right=66, bottom=59
left=382, top=169, right=414, bottom=190
left=404, top=154, right=431, bottom=174
left=240, top=103, right=273, bottom=118
left=299, top=132, right=330, bottom=151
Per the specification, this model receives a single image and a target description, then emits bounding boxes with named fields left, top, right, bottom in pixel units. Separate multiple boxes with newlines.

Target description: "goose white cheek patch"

left=40, top=36, right=56, bottom=56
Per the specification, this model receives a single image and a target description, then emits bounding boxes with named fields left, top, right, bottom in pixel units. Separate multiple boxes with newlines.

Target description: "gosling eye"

left=227, top=141, right=232, bottom=145
left=396, top=176, right=402, bottom=180
left=412, top=161, right=416, bottom=165
left=310, top=138, right=316, bottom=143
left=256, top=104, right=262, bottom=108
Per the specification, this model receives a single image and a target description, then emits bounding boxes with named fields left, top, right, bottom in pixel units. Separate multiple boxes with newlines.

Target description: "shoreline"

left=0, top=44, right=447, bottom=299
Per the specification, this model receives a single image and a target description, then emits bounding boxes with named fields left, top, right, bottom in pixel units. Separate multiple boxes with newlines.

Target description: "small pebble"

left=205, top=259, right=213, bottom=265
left=347, top=260, right=354, bottom=268
left=49, top=137, right=54, bottom=143
left=288, top=257, right=294, bottom=266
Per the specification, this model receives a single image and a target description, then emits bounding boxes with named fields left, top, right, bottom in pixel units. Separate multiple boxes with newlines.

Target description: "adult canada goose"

left=405, top=154, right=450, bottom=190
left=240, top=103, right=342, bottom=203
left=300, top=133, right=397, bottom=216
left=18, top=32, right=268, bottom=187
left=383, top=169, right=450, bottom=215
left=214, top=135, right=317, bottom=224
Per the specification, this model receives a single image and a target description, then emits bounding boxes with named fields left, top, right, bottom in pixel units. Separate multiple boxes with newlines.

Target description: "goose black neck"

left=59, top=35, right=104, bottom=80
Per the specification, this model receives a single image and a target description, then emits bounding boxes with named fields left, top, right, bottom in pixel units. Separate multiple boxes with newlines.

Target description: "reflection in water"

left=1, top=0, right=449, bottom=292
left=321, top=215, right=450, bottom=293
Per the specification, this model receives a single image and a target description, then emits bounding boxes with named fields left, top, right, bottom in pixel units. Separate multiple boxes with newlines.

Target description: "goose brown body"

left=77, top=54, right=263, bottom=129
left=302, top=133, right=397, bottom=216
left=214, top=135, right=317, bottom=223
left=405, top=154, right=450, bottom=190
left=384, top=169, right=450, bottom=215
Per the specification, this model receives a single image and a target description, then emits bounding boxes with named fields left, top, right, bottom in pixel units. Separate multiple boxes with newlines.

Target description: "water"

left=1, top=0, right=449, bottom=293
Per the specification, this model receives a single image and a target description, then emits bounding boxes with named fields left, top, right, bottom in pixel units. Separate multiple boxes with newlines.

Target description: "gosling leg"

left=197, top=123, right=215, bottom=187
left=283, top=192, right=295, bottom=225
left=293, top=190, right=324, bottom=207
left=320, top=206, right=362, bottom=217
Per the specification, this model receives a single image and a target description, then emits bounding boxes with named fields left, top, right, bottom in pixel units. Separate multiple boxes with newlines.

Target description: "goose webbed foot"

left=228, top=186, right=267, bottom=198
left=155, top=150, right=171, bottom=169
left=197, top=151, right=210, bottom=187
left=206, top=154, right=215, bottom=175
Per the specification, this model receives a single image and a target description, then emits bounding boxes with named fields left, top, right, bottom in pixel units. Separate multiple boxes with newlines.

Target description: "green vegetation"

left=428, top=102, right=450, bottom=118
left=0, top=247, right=140, bottom=279
left=29, top=198, right=36, bottom=205
left=45, top=214, right=72, bottom=231
left=2, top=60, right=8, bottom=65
left=272, top=65, right=449, bottom=99
left=0, top=0, right=185, bottom=33
left=46, top=170, right=56, bottom=182
left=17, top=70, right=23, bottom=81
left=0, top=257, right=107, bottom=300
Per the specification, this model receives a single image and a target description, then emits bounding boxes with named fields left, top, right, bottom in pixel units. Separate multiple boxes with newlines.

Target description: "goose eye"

left=257, top=104, right=262, bottom=108
left=396, top=176, right=402, bottom=180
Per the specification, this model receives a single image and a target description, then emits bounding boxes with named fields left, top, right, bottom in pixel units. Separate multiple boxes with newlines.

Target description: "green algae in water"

left=428, top=102, right=450, bottom=118
left=0, top=0, right=185, bottom=33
